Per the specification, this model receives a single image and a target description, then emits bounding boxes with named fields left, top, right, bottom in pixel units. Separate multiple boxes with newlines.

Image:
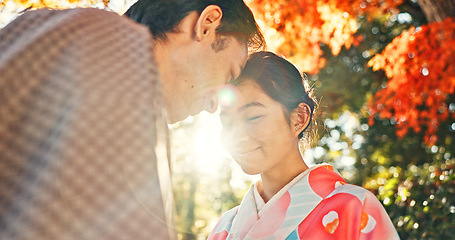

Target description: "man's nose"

left=205, top=95, right=218, bottom=113
left=203, top=90, right=219, bottom=114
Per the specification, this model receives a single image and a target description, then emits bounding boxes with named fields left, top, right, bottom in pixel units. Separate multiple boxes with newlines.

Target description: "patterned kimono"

left=209, top=165, right=399, bottom=240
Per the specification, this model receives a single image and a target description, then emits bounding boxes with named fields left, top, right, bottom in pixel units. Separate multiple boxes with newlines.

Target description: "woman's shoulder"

left=219, top=205, right=240, bottom=222
left=326, top=183, right=381, bottom=204
left=209, top=206, right=239, bottom=238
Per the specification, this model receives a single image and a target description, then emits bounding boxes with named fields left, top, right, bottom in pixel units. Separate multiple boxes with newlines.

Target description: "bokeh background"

left=1, top=0, right=454, bottom=239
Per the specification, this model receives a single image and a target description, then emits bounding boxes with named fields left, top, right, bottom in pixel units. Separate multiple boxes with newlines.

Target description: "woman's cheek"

left=246, top=124, right=263, bottom=138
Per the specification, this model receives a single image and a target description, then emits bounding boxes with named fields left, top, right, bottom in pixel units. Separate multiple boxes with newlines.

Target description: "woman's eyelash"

left=247, top=116, right=262, bottom=121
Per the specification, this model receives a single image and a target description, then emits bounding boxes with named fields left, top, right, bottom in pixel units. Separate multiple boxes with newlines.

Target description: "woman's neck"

left=258, top=151, right=308, bottom=203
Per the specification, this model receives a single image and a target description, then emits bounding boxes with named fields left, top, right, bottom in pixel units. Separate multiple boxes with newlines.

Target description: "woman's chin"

left=239, top=165, right=261, bottom=175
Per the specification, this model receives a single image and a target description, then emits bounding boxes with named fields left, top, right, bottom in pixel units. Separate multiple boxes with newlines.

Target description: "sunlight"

left=192, top=111, right=231, bottom=174
left=169, top=108, right=259, bottom=187
left=191, top=110, right=260, bottom=185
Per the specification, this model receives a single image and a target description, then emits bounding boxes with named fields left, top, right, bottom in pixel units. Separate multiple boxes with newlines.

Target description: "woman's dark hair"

left=124, top=0, right=265, bottom=50
left=233, top=51, right=317, bottom=142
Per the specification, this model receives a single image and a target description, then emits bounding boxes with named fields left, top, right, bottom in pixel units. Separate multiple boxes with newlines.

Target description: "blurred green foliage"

left=369, top=159, right=455, bottom=239
left=309, top=1, right=455, bottom=238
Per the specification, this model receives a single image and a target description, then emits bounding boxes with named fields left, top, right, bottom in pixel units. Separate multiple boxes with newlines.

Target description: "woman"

left=209, top=52, right=399, bottom=240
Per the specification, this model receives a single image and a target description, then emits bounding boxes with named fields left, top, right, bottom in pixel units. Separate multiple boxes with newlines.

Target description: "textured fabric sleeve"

left=0, top=8, right=174, bottom=240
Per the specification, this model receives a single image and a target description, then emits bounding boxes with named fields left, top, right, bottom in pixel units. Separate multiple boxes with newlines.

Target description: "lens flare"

left=217, top=85, right=238, bottom=108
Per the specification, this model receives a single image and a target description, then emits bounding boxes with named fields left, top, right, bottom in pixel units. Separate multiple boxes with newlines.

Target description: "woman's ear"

left=291, top=103, right=311, bottom=138
left=195, top=5, right=222, bottom=41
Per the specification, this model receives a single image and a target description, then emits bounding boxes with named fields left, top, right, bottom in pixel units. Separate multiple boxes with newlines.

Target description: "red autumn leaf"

left=368, top=17, right=455, bottom=145
left=247, top=0, right=404, bottom=73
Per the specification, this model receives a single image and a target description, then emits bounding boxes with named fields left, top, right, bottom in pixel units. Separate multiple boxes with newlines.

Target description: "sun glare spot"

left=193, top=112, right=230, bottom=174
left=217, top=85, right=239, bottom=108
left=192, top=111, right=260, bottom=184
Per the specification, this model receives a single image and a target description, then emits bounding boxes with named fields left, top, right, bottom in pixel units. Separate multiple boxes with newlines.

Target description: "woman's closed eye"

left=246, top=115, right=263, bottom=122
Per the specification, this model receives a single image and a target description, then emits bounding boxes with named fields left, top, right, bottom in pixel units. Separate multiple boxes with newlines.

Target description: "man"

left=0, top=1, right=264, bottom=239
left=125, top=0, right=265, bottom=123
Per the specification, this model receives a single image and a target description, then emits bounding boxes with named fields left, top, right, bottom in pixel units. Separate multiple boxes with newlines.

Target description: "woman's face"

left=220, top=80, right=299, bottom=175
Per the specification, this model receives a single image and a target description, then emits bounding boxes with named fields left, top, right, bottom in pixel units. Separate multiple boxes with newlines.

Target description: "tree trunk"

left=182, top=175, right=197, bottom=240
left=417, top=0, right=455, bottom=22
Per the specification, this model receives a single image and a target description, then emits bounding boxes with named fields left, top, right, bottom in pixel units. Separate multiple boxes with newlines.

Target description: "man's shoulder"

left=8, top=8, right=150, bottom=36
left=15, top=8, right=121, bottom=24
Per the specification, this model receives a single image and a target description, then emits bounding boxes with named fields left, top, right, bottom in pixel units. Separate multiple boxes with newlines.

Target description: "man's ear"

left=291, top=103, right=311, bottom=138
left=195, top=5, right=223, bottom=41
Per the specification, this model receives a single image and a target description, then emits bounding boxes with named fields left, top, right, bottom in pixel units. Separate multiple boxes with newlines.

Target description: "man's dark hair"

left=124, top=0, right=265, bottom=50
